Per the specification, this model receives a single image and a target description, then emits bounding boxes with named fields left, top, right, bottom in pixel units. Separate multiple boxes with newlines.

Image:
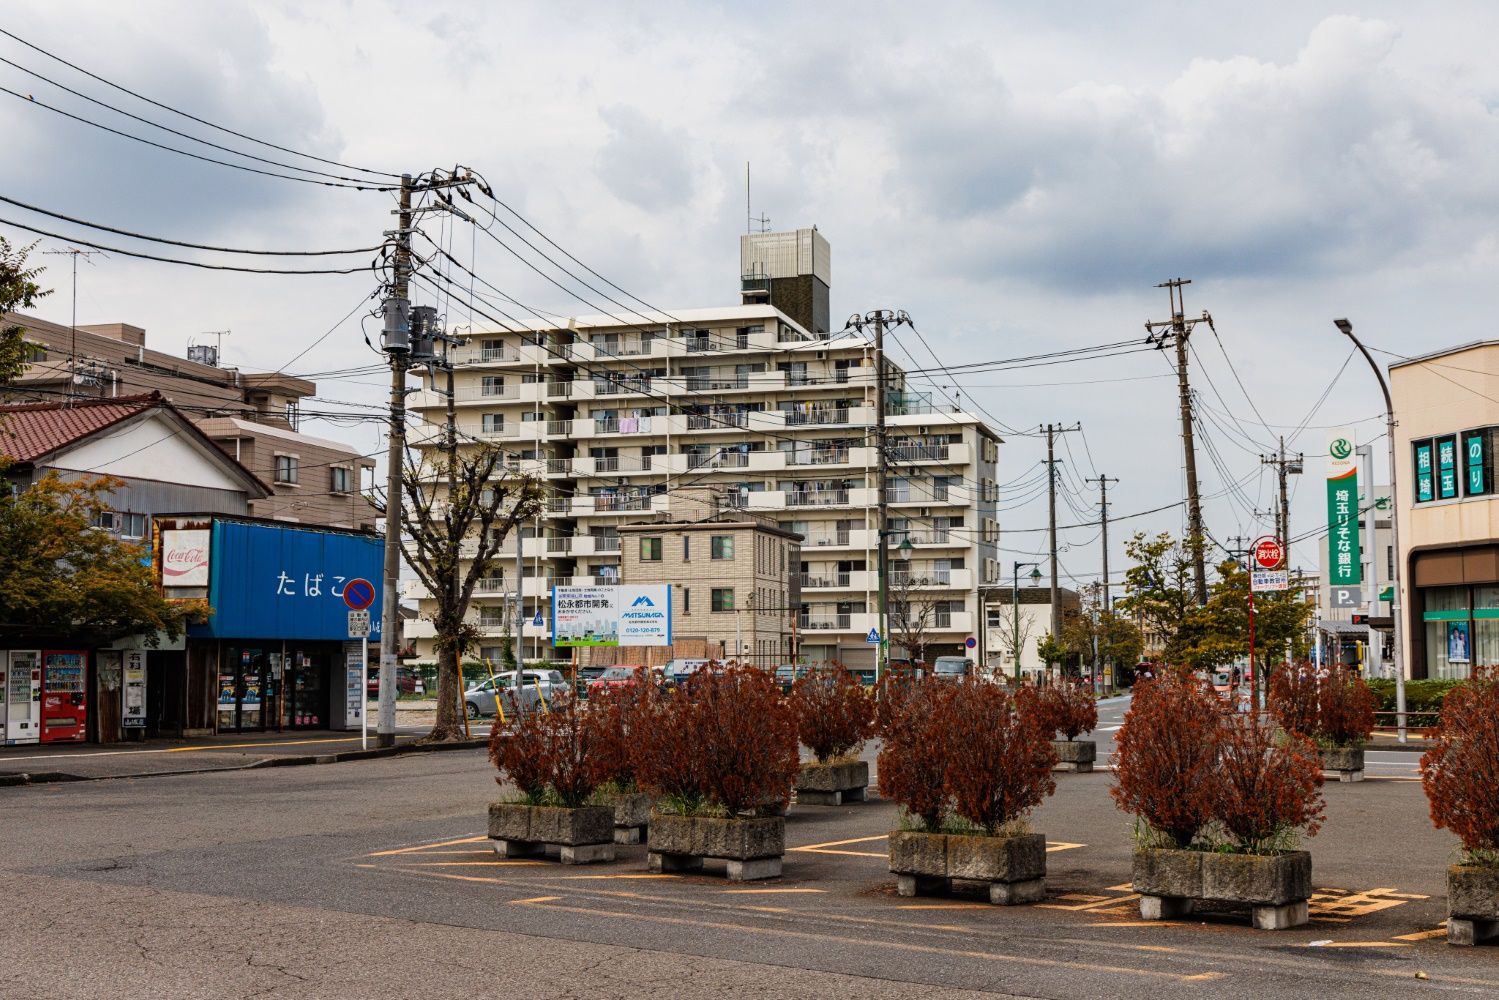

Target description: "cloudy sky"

left=6, top=1, right=1499, bottom=585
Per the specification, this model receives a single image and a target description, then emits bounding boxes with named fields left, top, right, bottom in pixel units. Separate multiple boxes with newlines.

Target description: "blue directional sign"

left=865, top=628, right=880, bottom=645
left=532, top=612, right=544, bottom=627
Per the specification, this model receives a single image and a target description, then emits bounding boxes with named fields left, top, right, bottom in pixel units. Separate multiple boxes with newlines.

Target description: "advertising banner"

left=1326, top=428, right=1362, bottom=588
left=160, top=529, right=211, bottom=587
left=551, top=584, right=672, bottom=647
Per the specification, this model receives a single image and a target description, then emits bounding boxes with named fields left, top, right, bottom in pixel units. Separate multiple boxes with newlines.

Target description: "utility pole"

left=376, top=168, right=475, bottom=747
left=1260, top=437, right=1304, bottom=543
left=1042, top=423, right=1082, bottom=638
left=1086, top=474, right=1118, bottom=610
left=847, top=309, right=911, bottom=684
left=1146, top=279, right=1212, bottom=605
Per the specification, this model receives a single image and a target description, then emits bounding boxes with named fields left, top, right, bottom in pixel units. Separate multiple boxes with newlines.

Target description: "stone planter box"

left=1319, top=746, right=1365, bottom=783
left=647, top=811, right=786, bottom=881
left=796, top=759, right=869, bottom=806
left=888, top=830, right=1047, bottom=905
left=487, top=802, right=615, bottom=864
left=1447, top=864, right=1499, bottom=945
left=593, top=790, right=655, bottom=844
left=1133, top=848, right=1311, bottom=929
left=1051, top=739, right=1096, bottom=773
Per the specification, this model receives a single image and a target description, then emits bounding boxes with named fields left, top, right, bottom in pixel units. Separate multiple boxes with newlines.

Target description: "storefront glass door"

left=218, top=647, right=279, bottom=733
left=284, top=648, right=329, bottom=729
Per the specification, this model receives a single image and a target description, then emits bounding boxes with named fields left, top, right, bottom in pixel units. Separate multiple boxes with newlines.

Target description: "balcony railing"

left=799, top=572, right=852, bottom=589
left=786, top=449, right=849, bottom=466
left=594, top=340, right=652, bottom=358
left=594, top=378, right=652, bottom=395
left=547, top=458, right=572, bottom=475
left=784, top=409, right=851, bottom=426
left=592, top=456, right=620, bottom=473
left=685, top=338, right=720, bottom=353
left=547, top=535, right=572, bottom=552
left=547, top=420, right=573, bottom=436
left=890, top=570, right=953, bottom=587
left=888, top=444, right=950, bottom=462
left=593, top=535, right=622, bottom=551
left=593, top=495, right=652, bottom=512
left=547, top=381, right=573, bottom=398
left=785, top=489, right=850, bottom=507
left=798, top=613, right=852, bottom=630
left=687, top=411, right=751, bottom=430
left=802, top=530, right=852, bottom=547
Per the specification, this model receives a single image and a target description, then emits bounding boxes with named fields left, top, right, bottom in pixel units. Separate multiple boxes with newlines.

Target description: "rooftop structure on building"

left=403, top=228, right=1004, bottom=668
left=3, top=312, right=376, bottom=530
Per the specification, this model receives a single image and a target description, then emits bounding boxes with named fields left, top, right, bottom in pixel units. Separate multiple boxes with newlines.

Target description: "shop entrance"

left=283, top=648, right=330, bottom=729
left=217, top=644, right=333, bottom=733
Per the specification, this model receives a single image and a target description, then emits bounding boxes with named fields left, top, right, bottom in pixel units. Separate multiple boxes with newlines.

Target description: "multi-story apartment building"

left=2, top=312, right=376, bottom=530
left=406, top=229, right=1002, bottom=667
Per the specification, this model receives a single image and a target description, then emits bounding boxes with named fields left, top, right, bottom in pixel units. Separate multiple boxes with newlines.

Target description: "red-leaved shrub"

left=791, top=663, right=876, bottom=763
left=1041, top=682, right=1098, bottom=740
left=1269, top=662, right=1376, bottom=748
left=588, top=676, right=660, bottom=789
left=943, top=681, right=1057, bottom=833
left=1214, top=715, right=1325, bottom=852
left=1111, top=673, right=1224, bottom=848
left=633, top=665, right=799, bottom=816
left=1421, top=667, right=1499, bottom=857
left=877, top=681, right=958, bottom=831
left=487, top=688, right=604, bottom=807
left=874, top=669, right=922, bottom=742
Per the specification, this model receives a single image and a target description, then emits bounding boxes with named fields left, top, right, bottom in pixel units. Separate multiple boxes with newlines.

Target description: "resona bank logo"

left=631, top=595, right=655, bottom=608
left=1329, top=437, right=1353, bottom=461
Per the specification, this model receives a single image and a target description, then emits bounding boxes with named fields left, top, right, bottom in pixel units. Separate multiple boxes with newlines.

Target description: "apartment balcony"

left=452, top=344, right=519, bottom=365
left=457, top=421, right=545, bottom=443
left=547, top=419, right=574, bottom=437
left=797, top=613, right=851, bottom=632
left=783, top=408, right=852, bottom=428
left=591, top=377, right=655, bottom=398
left=888, top=568, right=972, bottom=590
left=784, top=447, right=851, bottom=468
left=800, top=528, right=854, bottom=549
left=799, top=571, right=853, bottom=590
left=783, top=488, right=850, bottom=508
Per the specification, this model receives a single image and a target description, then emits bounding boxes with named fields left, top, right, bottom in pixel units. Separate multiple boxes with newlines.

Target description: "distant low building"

left=982, top=586, right=1080, bottom=680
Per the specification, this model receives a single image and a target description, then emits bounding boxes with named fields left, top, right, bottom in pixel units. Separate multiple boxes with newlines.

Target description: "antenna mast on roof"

left=42, top=245, right=105, bottom=401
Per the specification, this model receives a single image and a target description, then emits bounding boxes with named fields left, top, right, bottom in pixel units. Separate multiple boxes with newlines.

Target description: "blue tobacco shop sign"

left=189, top=519, right=383, bottom=641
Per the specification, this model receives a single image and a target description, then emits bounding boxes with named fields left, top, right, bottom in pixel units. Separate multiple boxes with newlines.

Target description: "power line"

left=0, top=215, right=373, bottom=274
left=0, top=26, right=399, bottom=179
left=0, top=193, right=384, bottom=256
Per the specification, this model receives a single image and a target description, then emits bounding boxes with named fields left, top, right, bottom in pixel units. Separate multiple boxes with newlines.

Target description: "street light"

left=1012, top=562, right=1043, bottom=681
left=1334, top=318, right=1407, bottom=743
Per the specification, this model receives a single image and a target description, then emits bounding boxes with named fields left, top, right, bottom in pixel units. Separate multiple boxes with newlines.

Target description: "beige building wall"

left=619, top=491, right=802, bottom=666
left=1390, top=340, right=1499, bottom=678
left=4, top=312, right=375, bottom=530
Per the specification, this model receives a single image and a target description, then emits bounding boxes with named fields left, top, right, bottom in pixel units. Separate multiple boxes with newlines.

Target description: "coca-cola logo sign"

left=161, top=529, right=211, bottom=586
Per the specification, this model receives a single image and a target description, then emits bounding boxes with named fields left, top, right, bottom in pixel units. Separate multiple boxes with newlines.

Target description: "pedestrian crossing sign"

left=865, top=628, right=880, bottom=644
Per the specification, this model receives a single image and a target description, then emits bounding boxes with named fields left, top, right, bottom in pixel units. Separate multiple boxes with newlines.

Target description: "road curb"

left=0, top=737, right=489, bottom=787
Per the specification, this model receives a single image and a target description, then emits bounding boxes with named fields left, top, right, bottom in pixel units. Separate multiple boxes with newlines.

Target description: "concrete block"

left=795, top=790, right=844, bottom=806
left=888, top=830, right=947, bottom=878
left=990, top=877, right=1046, bottom=905
left=1139, top=895, right=1194, bottom=920
left=1337, top=770, right=1365, bottom=783
left=613, top=826, right=644, bottom=845
left=1051, top=740, right=1097, bottom=773
left=559, top=842, right=616, bottom=865
left=694, top=815, right=785, bottom=861
left=491, top=838, right=534, bottom=858
left=1200, top=851, right=1311, bottom=907
left=1448, top=865, right=1499, bottom=922
left=725, top=857, right=783, bottom=881
left=1252, top=901, right=1309, bottom=930
left=1319, top=746, right=1365, bottom=774
left=896, top=873, right=951, bottom=897
left=796, top=760, right=870, bottom=795
left=947, top=832, right=1046, bottom=883
left=1447, top=917, right=1499, bottom=947
left=647, top=852, right=703, bottom=874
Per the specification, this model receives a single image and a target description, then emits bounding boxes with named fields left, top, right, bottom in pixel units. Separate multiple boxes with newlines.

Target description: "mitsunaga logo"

left=631, top=595, right=655, bottom=607
left=1329, top=437, right=1354, bottom=461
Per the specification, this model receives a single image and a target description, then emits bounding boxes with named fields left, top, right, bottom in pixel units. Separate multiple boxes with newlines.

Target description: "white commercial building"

left=405, top=229, right=1003, bottom=667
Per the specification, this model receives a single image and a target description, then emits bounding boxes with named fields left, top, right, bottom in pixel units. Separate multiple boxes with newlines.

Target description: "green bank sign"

left=1327, top=429, right=1361, bottom=588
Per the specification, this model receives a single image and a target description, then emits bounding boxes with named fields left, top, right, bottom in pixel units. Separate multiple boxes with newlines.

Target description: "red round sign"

left=343, top=578, right=376, bottom=610
left=1252, top=536, right=1285, bottom=571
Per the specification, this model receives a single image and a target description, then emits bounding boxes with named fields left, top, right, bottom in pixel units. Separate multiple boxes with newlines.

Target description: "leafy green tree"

left=0, top=238, right=49, bottom=384
left=0, top=473, right=204, bottom=642
left=1059, top=596, right=1145, bottom=674
left=1036, top=632, right=1068, bottom=670
left=1174, top=559, right=1313, bottom=678
left=1116, top=531, right=1193, bottom=662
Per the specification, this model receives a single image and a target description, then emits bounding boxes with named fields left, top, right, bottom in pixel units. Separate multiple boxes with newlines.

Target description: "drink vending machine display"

left=3, top=650, right=42, bottom=745
left=41, top=650, right=87, bottom=743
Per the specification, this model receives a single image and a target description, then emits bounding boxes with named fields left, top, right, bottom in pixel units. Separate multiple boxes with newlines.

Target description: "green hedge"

left=1366, top=678, right=1462, bottom=727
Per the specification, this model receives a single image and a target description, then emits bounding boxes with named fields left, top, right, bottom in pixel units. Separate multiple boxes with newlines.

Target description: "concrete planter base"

left=889, top=830, right=1047, bottom=906
left=646, top=812, right=786, bottom=882
left=1051, top=739, right=1096, bottom=773
left=796, top=760, right=870, bottom=806
left=1448, top=865, right=1499, bottom=946
left=487, top=802, right=616, bottom=864
left=593, top=790, right=655, bottom=844
left=1319, top=746, right=1365, bottom=782
left=1133, top=848, right=1311, bottom=929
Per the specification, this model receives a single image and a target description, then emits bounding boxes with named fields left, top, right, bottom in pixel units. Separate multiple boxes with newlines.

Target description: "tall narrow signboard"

left=1327, top=428, right=1362, bottom=602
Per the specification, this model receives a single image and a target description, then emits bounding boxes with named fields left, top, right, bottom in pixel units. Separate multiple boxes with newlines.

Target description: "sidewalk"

left=0, top=718, right=490, bottom=784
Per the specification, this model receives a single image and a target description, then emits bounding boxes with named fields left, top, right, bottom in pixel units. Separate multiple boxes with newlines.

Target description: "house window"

left=91, top=509, right=119, bottom=532
left=119, top=512, right=147, bottom=539
left=712, top=588, right=735, bottom=612
left=682, top=588, right=691, bottom=615
left=274, top=455, right=299, bottom=484
left=711, top=535, right=735, bottom=560
left=330, top=467, right=351, bottom=494
left=481, top=413, right=503, bottom=433
left=683, top=536, right=691, bottom=561
left=640, top=537, right=662, bottom=562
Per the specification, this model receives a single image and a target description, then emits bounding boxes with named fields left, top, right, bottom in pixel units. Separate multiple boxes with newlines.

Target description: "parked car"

left=575, top=665, right=606, bottom=698
left=367, top=666, right=421, bottom=696
left=586, top=665, right=648, bottom=698
left=667, top=658, right=712, bottom=687
left=886, top=657, right=927, bottom=680
left=774, top=664, right=811, bottom=693
left=931, top=656, right=974, bottom=680
left=464, top=669, right=569, bottom=718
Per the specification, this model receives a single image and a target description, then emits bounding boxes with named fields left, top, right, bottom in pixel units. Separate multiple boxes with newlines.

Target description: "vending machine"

left=3, top=650, right=42, bottom=745
left=41, top=650, right=87, bottom=743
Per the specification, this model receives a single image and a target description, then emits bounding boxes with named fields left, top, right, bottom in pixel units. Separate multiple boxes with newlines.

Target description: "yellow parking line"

left=368, top=835, right=488, bottom=856
left=1392, top=926, right=1448, bottom=941
left=405, top=860, right=543, bottom=867
left=512, top=896, right=562, bottom=904
left=897, top=903, right=991, bottom=910
left=1046, top=841, right=1086, bottom=853
left=558, top=874, right=679, bottom=880
left=723, top=888, right=827, bottom=894
left=804, top=849, right=887, bottom=858
left=789, top=834, right=888, bottom=852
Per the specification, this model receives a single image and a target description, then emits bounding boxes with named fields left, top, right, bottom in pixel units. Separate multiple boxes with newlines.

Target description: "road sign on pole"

left=1252, top=535, right=1285, bottom=571
left=343, top=578, right=376, bottom=611
left=865, top=628, right=880, bottom=645
left=347, top=609, right=371, bottom=638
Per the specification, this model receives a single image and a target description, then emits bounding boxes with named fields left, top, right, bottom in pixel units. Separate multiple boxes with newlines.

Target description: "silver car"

left=465, top=669, right=569, bottom=718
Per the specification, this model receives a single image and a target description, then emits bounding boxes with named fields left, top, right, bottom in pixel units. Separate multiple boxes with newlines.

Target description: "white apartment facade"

left=404, top=232, right=1002, bottom=666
